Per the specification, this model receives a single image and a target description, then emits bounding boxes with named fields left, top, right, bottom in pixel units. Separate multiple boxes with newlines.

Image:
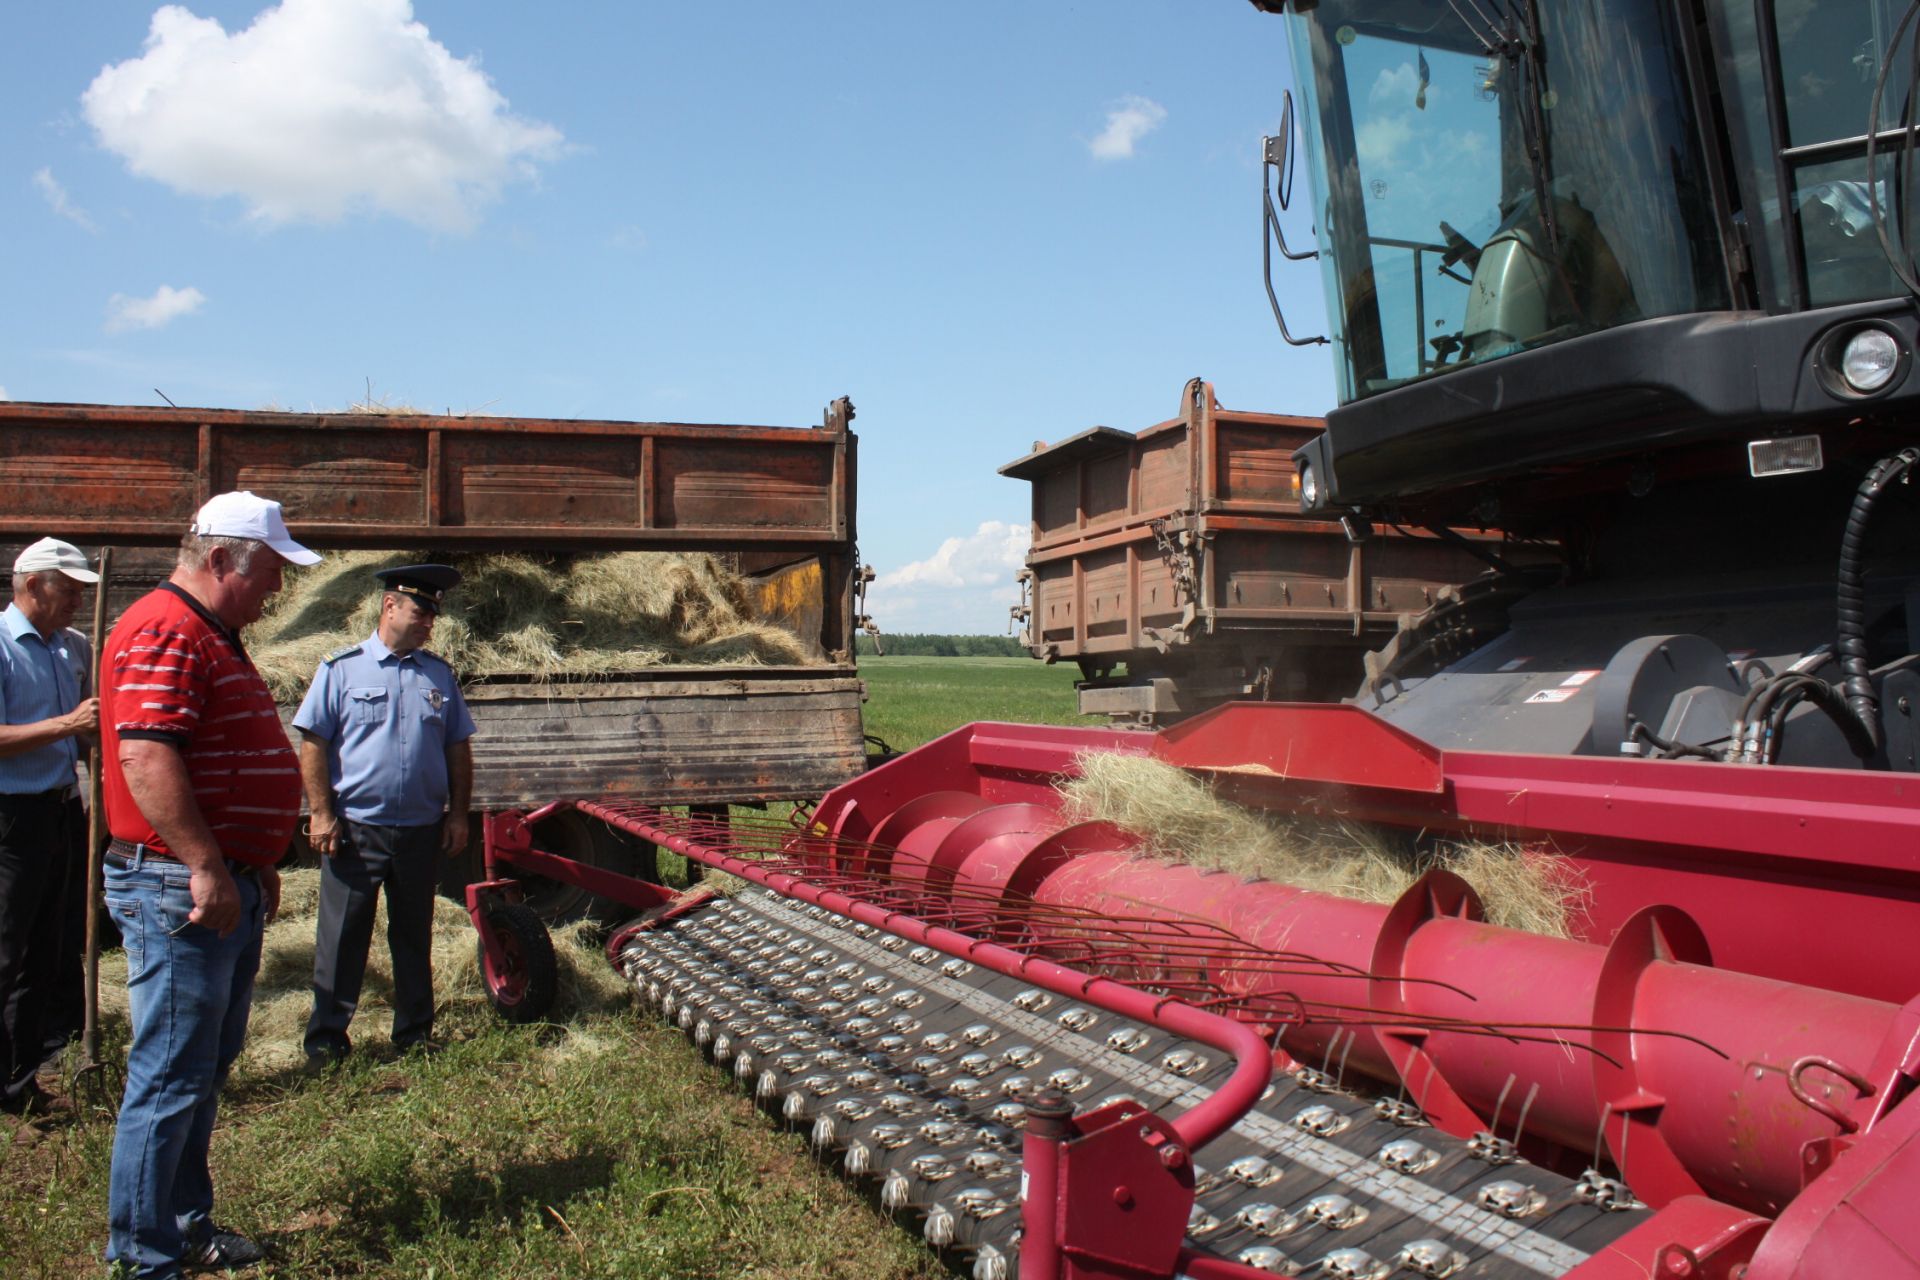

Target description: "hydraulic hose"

left=1758, top=672, right=1877, bottom=763
left=1836, top=447, right=1920, bottom=757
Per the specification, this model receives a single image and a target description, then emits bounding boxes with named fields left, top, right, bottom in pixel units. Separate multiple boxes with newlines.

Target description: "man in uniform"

left=0, top=537, right=97, bottom=1116
left=296, top=564, right=475, bottom=1068
left=102, top=491, right=316, bottom=1276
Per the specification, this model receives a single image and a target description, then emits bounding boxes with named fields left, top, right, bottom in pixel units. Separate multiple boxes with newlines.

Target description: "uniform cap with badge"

left=374, top=564, right=461, bottom=615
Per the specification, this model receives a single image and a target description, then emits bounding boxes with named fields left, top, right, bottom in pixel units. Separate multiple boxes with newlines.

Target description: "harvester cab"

left=1265, top=0, right=1920, bottom=772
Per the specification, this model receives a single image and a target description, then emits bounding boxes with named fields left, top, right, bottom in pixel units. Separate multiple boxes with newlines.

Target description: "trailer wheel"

left=476, top=902, right=558, bottom=1023
left=518, top=808, right=660, bottom=924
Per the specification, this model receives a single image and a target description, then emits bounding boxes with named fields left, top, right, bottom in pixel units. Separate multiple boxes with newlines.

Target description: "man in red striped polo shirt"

left=100, top=491, right=318, bottom=1280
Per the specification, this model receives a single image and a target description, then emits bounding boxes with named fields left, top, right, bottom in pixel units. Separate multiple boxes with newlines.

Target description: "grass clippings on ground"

left=1, top=866, right=946, bottom=1280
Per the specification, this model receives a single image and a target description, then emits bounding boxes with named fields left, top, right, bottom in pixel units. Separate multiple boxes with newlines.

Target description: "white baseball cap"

left=13, top=537, right=100, bottom=583
left=190, top=491, right=322, bottom=566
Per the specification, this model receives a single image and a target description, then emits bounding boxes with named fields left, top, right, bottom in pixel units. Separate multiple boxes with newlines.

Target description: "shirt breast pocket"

left=415, top=687, right=446, bottom=726
left=348, top=687, right=390, bottom=724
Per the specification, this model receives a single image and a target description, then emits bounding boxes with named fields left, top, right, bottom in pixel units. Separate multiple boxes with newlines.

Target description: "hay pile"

left=1057, top=752, right=1582, bottom=937
left=246, top=550, right=815, bottom=700
left=95, top=867, right=634, bottom=1073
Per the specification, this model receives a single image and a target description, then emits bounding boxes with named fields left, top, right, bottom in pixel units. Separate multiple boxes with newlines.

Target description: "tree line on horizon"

left=856, top=633, right=1027, bottom=657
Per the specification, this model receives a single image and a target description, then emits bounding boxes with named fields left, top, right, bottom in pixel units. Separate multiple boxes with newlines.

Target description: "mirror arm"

left=1263, top=161, right=1330, bottom=347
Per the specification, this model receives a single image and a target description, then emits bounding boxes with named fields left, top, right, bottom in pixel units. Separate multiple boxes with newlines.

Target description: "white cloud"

left=873, top=520, right=1030, bottom=633
left=1369, top=64, right=1419, bottom=109
left=0, top=387, right=9, bottom=400
left=81, top=0, right=565, bottom=233
left=32, top=167, right=96, bottom=232
left=609, top=224, right=648, bottom=251
left=878, top=520, right=1027, bottom=591
left=1356, top=114, right=1415, bottom=171
left=1089, top=94, right=1166, bottom=161
left=106, top=285, right=207, bottom=333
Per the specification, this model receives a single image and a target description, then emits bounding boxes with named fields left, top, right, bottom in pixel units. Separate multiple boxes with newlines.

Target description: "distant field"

left=858, top=654, right=1099, bottom=751
left=0, top=657, right=1099, bottom=1280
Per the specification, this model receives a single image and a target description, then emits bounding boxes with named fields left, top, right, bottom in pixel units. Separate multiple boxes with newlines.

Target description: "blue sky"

left=2, top=0, right=1334, bottom=634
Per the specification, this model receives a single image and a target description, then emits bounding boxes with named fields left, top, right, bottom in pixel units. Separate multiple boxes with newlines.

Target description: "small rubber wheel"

left=476, top=902, right=558, bottom=1023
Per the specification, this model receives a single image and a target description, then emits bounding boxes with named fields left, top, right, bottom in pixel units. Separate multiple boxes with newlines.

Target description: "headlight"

left=1298, top=461, right=1320, bottom=509
left=1841, top=328, right=1901, bottom=393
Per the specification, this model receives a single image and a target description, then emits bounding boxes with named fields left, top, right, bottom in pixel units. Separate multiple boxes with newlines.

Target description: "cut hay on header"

left=247, top=550, right=816, bottom=700
left=1057, top=751, right=1582, bottom=938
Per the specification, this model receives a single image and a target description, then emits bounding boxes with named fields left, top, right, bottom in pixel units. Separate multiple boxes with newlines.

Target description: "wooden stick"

left=79, top=546, right=112, bottom=1074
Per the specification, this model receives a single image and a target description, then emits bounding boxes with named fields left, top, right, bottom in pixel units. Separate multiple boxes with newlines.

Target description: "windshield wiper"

left=1442, top=0, right=1559, bottom=252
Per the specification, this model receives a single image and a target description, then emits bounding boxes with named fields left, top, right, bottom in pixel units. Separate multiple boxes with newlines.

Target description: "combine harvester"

left=480, top=2, right=1920, bottom=1276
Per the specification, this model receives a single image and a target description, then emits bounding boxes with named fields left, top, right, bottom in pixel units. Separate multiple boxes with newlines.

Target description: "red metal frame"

left=466, top=694, right=1920, bottom=1275
left=831, top=706, right=1920, bottom=1005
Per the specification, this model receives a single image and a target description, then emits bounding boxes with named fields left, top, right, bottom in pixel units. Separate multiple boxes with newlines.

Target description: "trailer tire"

left=476, top=902, right=558, bottom=1024
left=517, top=808, right=660, bottom=925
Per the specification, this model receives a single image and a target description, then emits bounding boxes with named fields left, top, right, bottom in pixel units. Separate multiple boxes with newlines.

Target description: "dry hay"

left=240, top=867, right=634, bottom=1071
left=246, top=549, right=815, bottom=700
left=1056, top=752, right=1582, bottom=937
left=94, top=868, right=634, bottom=1072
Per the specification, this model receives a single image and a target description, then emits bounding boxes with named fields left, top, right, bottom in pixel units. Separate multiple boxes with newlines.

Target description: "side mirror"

left=1268, top=92, right=1298, bottom=212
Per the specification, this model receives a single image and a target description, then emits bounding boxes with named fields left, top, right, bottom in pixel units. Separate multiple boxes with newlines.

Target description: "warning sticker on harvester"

left=1526, top=688, right=1578, bottom=704
left=1497, top=658, right=1530, bottom=672
left=1560, top=669, right=1601, bottom=687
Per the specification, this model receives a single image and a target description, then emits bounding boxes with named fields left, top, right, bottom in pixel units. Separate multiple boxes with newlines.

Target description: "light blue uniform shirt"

left=0, top=603, right=87, bottom=795
left=292, top=632, right=476, bottom=827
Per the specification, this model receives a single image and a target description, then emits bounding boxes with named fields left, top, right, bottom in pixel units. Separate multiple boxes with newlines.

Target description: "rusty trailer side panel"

left=2, top=396, right=869, bottom=816
left=377, top=670, right=864, bottom=811
left=0, top=399, right=853, bottom=552
left=999, top=379, right=1508, bottom=712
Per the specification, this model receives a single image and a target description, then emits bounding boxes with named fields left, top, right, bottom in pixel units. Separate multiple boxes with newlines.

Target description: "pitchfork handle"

left=80, top=546, right=112, bottom=1068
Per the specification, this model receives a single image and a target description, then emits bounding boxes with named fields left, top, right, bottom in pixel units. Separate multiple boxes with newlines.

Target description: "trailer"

left=1003, top=379, right=1526, bottom=723
left=0, top=395, right=869, bottom=915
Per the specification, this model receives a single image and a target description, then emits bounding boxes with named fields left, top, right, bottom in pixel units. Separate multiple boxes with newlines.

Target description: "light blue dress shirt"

left=0, top=603, right=87, bottom=795
left=291, top=632, right=476, bottom=826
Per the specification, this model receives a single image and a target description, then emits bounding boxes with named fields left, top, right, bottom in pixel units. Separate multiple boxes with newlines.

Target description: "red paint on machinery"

left=472, top=701, right=1920, bottom=1277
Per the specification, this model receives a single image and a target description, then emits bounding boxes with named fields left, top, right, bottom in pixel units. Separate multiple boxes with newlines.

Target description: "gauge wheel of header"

left=477, top=901, right=558, bottom=1024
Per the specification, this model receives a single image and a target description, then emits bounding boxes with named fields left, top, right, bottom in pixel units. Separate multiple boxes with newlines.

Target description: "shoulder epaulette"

left=322, top=644, right=363, bottom=665
left=416, top=648, right=451, bottom=669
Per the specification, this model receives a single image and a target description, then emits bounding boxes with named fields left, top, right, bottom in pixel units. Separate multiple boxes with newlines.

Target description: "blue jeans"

left=104, top=853, right=265, bottom=1280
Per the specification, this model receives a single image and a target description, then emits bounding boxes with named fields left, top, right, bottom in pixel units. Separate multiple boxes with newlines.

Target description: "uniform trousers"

left=304, top=819, right=441, bottom=1058
left=0, top=789, right=83, bottom=1107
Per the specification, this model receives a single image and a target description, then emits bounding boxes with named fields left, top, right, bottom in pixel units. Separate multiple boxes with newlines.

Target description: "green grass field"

left=0, top=657, right=1095, bottom=1280
left=857, top=654, right=1097, bottom=751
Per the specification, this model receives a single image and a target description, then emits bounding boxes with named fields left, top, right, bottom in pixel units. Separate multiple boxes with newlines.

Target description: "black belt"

left=104, top=837, right=258, bottom=878
left=0, top=785, right=80, bottom=804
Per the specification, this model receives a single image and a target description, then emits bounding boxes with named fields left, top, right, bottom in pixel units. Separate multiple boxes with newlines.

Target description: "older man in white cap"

left=0, top=537, right=98, bottom=1117
left=100, top=492, right=317, bottom=1278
